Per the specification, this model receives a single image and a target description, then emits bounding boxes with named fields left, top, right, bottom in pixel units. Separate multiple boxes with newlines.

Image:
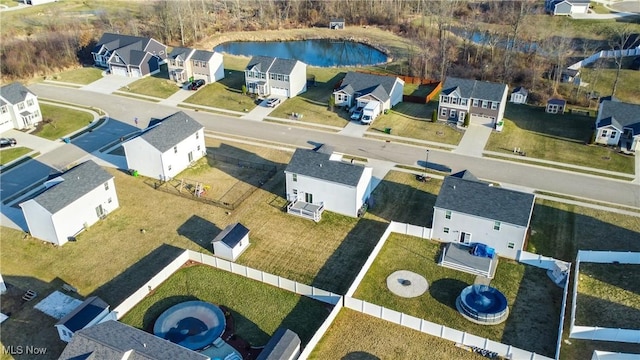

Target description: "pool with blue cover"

left=153, top=301, right=226, bottom=350
left=457, top=285, right=509, bottom=325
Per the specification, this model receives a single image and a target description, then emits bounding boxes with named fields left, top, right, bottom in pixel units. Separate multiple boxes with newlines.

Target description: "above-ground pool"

left=456, top=285, right=509, bottom=325
left=153, top=301, right=226, bottom=350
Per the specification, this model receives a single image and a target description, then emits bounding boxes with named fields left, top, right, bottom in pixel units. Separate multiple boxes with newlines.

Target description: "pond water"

left=451, top=27, right=539, bottom=53
left=214, top=39, right=389, bottom=67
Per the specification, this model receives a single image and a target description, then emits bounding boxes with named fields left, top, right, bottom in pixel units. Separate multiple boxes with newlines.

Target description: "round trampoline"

left=456, top=285, right=509, bottom=325
left=153, top=301, right=226, bottom=350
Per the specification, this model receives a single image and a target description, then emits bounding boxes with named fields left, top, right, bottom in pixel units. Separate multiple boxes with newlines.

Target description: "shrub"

left=463, top=113, right=470, bottom=127
left=241, top=85, right=247, bottom=95
left=328, top=95, right=335, bottom=111
left=431, top=109, right=437, bottom=123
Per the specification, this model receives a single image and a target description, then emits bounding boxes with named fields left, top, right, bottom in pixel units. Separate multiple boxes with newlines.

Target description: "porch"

left=248, top=81, right=269, bottom=96
left=19, top=111, right=39, bottom=128
left=286, top=200, right=324, bottom=222
left=439, top=242, right=498, bottom=279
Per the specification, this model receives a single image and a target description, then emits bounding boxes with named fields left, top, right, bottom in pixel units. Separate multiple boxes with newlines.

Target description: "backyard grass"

left=0, top=147, right=32, bottom=165
left=32, top=104, right=93, bottom=140
left=119, top=264, right=330, bottom=346
left=352, top=233, right=562, bottom=357
left=579, top=68, right=640, bottom=105
left=485, top=104, right=635, bottom=174
left=404, top=82, right=438, bottom=97
left=183, top=69, right=257, bottom=112
left=48, top=67, right=104, bottom=85
left=309, top=308, right=485, bottom=360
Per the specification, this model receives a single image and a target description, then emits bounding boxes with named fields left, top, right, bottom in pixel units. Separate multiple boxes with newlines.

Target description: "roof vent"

left=453, top=185, right=456, bottom=190
left=319, top=163, right=323, bottom=167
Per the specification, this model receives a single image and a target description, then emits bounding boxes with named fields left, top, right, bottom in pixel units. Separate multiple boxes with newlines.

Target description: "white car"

left=266, top=98, right=281, bottom=107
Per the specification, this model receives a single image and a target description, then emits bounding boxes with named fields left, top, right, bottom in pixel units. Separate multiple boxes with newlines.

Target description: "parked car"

left=350, top=108, right=363, bottom=121
left=189, top=79, right=206, bottom=91
left=266, top=98, right=281, bottom=107
left=0, top=137, right=17, bottom=148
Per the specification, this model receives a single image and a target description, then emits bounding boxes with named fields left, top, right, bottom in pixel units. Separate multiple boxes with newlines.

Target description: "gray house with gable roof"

left=285, top=146, right=372, bottom=220
left=167, top=47, right=224, bottom=84
left=19, top=160, right=119, bottom=246
left=123, top=112, right=205, bottom=181
left=595, top=100, right=640, bottom=152
left=92, top=33, right=167, bottom=77
left=211, top=222, right=250, bottom=262
left=333, top=71, right=404, bottom=112
left=438, top=77, right=508, bottom=127
left=432, top=170, right=535, bottom=260
left=244, top=56, right=307, bottom=98
left=0, top=82, right=43, bottom=132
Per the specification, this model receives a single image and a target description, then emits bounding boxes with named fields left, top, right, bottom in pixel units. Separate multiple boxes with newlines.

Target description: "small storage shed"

left=546, top=98, right=566, bottom=114
left=211, top=223, right=250, bottom=262
left=55, top=296, right=111, bottom=342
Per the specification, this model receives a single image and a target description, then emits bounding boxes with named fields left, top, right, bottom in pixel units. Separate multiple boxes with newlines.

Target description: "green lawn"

left=49, top=67, right=104, bottom=85
left=32, top=104, right=93, bottom=140
left=184, top=70, right=257, bottom=112
left=353, top=233, right=562, bottom=358
left=485, top=104, right=635, bottom=174
left=119, top=67, right=180, bottom=99
left=579, top=68, right=640, bottom=105
left=404, top=82, right=438, bottom=97
left=0, top=147, right=32, bottom=165
left=119, top=264, right=330, bottom=346
left=0, top=0, right=20, bottom=7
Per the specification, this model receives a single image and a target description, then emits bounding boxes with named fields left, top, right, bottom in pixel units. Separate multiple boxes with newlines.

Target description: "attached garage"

left=271, top=87, right=289, bottom=98
left=110, top=66, right=128, bottom=77
left=130, top=68, right=142, bottom=78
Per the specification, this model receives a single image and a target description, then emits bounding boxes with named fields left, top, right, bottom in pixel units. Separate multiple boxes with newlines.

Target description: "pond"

left=214, top=39, right=389, bottom=67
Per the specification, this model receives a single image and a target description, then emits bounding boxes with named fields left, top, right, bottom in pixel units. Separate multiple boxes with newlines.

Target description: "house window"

left=173, top=146, right=178, bottom=154
left=168, top=165, right=172, bottom=171
left=460, top=99, right=468, bottom=106
left=284, top=75, right=289, bottom=82
left=610, top=131, right=617, bottom=138
left=27, top=99, right=34, bottom=107
left=202, top=62, right=207, bottom=68
left=494, top=221, right=501, bottom=230
left=508, top=242, right=515, bottom=249
left=108, top=197, right=112, bottom=204
left=195, top=132, right=199, bottom=139
left=115, top=55, right=120, bottom=62
left=491, top=102, right=498, bottom=110
left=270, top=73, right=277, bottom=80
left=177, top=60, right=183, bottom=67
left=445, top=210, right=451, bottom=219
left=293, top=189, right=298, bottom=195
left=452, top=98, right=459, bottom=105
left=18, top=102, right=25, bottom=110
left=441, top=96, right=449, bottom=104
left=197, top=145, right=201, bottom=151
left=239, top=241, right=243, bottom=247
left=472, top=99, right=479, bottom=107
left=277, top=74, right=283, bottom=81
left=440, top=108, right=447, bottom=116
left=104, top=182, right=109, bottom=191
left=482, top=101, right=488, bottom=109
left=444, top=227, right=449, bottom=233
left=260, top=73, right=266, bottom=79
left=450, top=109, right=456, bottom=117
left=601, top=130, right=608, bottom=137
left=292, top=174, right=297, bottom=182
left=34, top=110, right=40, bottom=117
left=1, top=106, right=7, bottom=114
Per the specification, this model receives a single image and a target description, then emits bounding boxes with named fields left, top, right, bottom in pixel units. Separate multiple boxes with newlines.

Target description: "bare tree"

left=600, top=25, right=640, bottom=96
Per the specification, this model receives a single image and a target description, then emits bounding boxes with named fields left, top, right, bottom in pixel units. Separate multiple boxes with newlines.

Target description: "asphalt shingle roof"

left=256, top=328, right=301, bottom=360
left=512, top=86, right=528, bottom=96
left=139, top=111, right=203, bottom=153
left=435, top=171, right=535, bottom=227
left=58, top=320, right=209, bottom=360
left=212, top=222, right=249, bottom=248
left=95, top=33, right=163, bottom=66
left=597, top=100, right=640, bottom=133
left=191, top=50, right=215, bottom=62
left=337, top=72, right=400, bottom=102
left=56, top=296, right=109, bottom=332
left=168, top=47, right=194, bottom=60
left=26, top=160, right=113, bottom=214
left=285, top=148, right=365, bottom=187
left=441, top=77, right=507, bottom=102
left=245, top=56, right=301, bottom=75
left=547, top=98, right=566, bottom=105
left=0, top=82, right=34, bottom=104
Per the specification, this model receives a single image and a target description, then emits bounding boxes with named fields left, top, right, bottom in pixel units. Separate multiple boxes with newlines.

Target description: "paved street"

left=23, top=83, right=640, bottom=208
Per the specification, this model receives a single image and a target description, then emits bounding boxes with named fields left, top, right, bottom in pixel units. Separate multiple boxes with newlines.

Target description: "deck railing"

left=286, top=200, right=324, bottom=222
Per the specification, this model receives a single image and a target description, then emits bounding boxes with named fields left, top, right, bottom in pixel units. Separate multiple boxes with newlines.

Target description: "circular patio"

left=386, top=270, right=428, bottom=298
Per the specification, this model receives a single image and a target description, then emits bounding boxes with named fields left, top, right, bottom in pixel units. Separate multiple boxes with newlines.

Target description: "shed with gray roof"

left=212, top=222, right=251, bottom=261
left=55, top=296, right=111, bottom=342
left=256, top=328, right=301, bottom=360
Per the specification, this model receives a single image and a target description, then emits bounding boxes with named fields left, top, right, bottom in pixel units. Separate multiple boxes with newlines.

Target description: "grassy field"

left=485, top=104, right=635, bottom=174
left=119, top=264, right=330, bottom=346
left=119, top=67, right=180, bottom=99
left=183, top=70, right=257, bottom=113
left=32, top=104, right=93, bottom=140
left=0, top=147, right=32, bottom=165
left=48, top=67, right=104, bottom=85
left=352, top=233, right=562, bottom=357
left=309, top=308, right=486, bottom=359
left=579, top=68, right=640, bottom=105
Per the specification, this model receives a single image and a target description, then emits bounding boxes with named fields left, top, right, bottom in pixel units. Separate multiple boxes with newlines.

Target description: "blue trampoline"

left=456, top=285, right=509, bottom=325
left=153, top=301, right=226, bottom=350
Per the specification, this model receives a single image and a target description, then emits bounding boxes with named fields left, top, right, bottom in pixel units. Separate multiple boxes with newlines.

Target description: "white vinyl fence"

left=568, top=46, right=640, bottom=70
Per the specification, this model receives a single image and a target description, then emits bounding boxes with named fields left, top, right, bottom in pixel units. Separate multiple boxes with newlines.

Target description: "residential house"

left=55, top=296, right=112, bottom=342
left=594, top=100, right=640, bottom=151
left=560, top=68, right=580, bottom=84
left=256, top=328, right=301, bottom=360
left=19, top=160, right=120, bottom=246
left=167, top=47, right=224, bottom=84
left=431, top=170, right=535, bottom=260
left=545, top=0, right=590, bottom=15
left=122, top=111, right=205, bottom=180
left=0, top=82, right=43, bottom=132
left=58, top=320, right=210, bottom=360
left=510, top=86, right=528, bottom=104
left=329, top=18, right=345, bottom=29
left=546, top=98, right=566, bottom=114
left=92, top=33, right=167, bottom=77
left=24, top=0, right=57, bottom=5
left=438, top=77, right=509, bottom=127
left=211, top=222, right=251, bottom=262
left=244, top=56, right=307, bottom=98
left=332, top=72, right=404, bottom=112
left=284, top=146, right=372, bottom=221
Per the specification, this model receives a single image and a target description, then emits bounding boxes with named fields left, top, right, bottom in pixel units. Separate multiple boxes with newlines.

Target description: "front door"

left=458, top=111, right=465, bottom=122
left=95, top=205, right=105, bottom=218
left=188, top=151, right=194, bottom=163
left=305, top=193, right=313, bottom=203
left=459, top=232, right=471, bottom=243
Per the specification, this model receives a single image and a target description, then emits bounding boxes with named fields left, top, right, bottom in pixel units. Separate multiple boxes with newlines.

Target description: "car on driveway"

left=266, top=98, right=281, bottom=107
left=350, top=108, right=363, bottom=121
left=189, top=79, right=205, bottom=91
left=0, top=138, right=17, bottom=148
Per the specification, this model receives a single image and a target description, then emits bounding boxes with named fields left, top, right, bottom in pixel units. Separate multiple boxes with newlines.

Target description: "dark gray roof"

left=330, top=18, right=345, bottom=22
left=597, top=100, right=640, bottom=134
left=435, top=171, right=535, bottom=227
left=256, top=328, right=301, bottom=360
left=245, top=56, right=301, bottom=75
left=191, top=50, right=215, bottom=62
left=95, top=33, right=164, bottom=66
left=0, top=82, right=34, bottom=104
left=24, top=160, right=113, bottom=214
left=212, top=222, right=249, bottom=248
left=285, top=148, right=365, bottom=187
left=441, top=77, right=507, bottom=102
left=138, top=111, right=204, bottom=153
left=56, top=296, right=109, bottom=332
left=547, top=98, right=566, bottom=105
left=451, top=170, right=479, bottom=181
left=58, top=320, right=209, bottom=360
left=512, top=86, right=528, bottom=96
left=168, top=47, right=194, bottom=60
left=337, top=72, right=400, bottom=102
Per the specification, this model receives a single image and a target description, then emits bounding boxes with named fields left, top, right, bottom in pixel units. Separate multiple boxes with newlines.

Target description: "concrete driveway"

left=0, top=129, right=64, bottom=155
left=240, top=98, right=282, bottom=121
left=82, top=74, right=140, bottom=94
left=339, top=120, right=369, bottom=137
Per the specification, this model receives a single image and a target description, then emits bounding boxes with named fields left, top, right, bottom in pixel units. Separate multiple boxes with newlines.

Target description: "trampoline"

left=456, top=285, right=509, bottom=325
left=153, top=301, right=226, bottom=350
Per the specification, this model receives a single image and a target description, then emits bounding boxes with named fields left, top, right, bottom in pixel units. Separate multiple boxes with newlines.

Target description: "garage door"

left=271, top=87, right=289, bottom=98
left=111, top=66, right=128, bottom=77
left=131, top=68, right=142, bottom=78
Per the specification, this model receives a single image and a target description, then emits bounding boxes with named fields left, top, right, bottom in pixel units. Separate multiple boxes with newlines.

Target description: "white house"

left=19, top=160, right=119, bottom=246
left=122, top=111, right=205, bottom=180
left=438, top=77, right=509, bottom=127
left=256, top=328, right=301, bottom=360
left=55, top=296, right=112, bottom=343
left=0, top=82, right=43, bottom=132
left=545, top=0, right=590, bottom=15
left=594, top=100, right=640, bottom=152
left=333, top=72, right=404, bottom=112
left=211, top=222, right=250, bottom=262
left=431, top=171, right=535, bottom=260
left=168, top=47, right=224, bottom=84
left=244, top=56, right=307, bottom=98
left=284, top=146, right=373, bottom=220
left=510, top=86, right=528, bottom=104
